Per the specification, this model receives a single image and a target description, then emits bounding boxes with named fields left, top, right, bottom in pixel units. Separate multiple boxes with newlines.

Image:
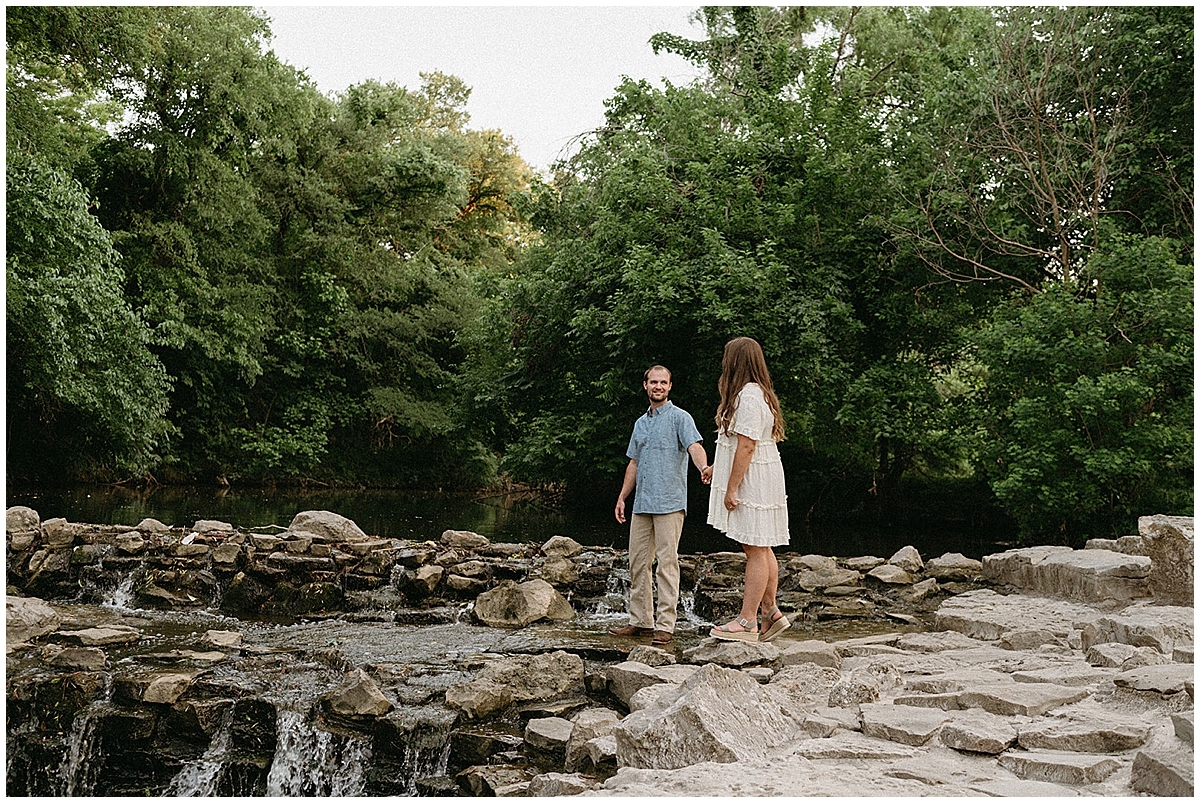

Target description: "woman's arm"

left=723, top=434, right=757, bottom=510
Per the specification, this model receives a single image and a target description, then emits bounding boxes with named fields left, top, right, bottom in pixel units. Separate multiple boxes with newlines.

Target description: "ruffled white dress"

left=707, top=383, right=790, bottom=547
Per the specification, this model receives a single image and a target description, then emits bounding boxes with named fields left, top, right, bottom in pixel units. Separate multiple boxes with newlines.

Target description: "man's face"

left=644, top=369, right=672, bottom=405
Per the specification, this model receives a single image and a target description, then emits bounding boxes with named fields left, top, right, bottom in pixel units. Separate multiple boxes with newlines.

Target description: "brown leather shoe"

left=652, top=630, right=673, bottom=646
left=608, top=624, right=654, bottom=638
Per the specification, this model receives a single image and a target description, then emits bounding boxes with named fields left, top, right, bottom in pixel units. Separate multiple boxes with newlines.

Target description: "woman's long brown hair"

left=715, top=337, right=786, bottom=441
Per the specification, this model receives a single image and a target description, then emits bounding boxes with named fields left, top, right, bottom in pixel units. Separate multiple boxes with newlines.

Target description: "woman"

left=705, top=337, right=790, bottom=642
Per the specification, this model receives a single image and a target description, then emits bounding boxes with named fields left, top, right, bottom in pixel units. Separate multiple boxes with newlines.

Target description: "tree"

left=6, top=153, right=174, bottom=480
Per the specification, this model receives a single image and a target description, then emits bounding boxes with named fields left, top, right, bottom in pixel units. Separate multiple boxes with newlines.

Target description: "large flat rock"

left=935, top=589, right=1106, bottom=641
left=983, top=546, right=1152, bottom=602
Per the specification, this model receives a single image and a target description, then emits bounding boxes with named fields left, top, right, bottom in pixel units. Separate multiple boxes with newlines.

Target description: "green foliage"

left=6, top=152, right=174, bottom=478
left=970, top=234, right=1193, bottom=540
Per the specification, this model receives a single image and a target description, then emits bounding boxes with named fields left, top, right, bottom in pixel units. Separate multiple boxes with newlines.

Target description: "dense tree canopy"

left=6, top=6, right=1192, bottom=543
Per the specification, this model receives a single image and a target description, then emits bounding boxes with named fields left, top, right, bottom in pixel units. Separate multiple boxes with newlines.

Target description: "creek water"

left=5, top=484, right=1011, bottom=559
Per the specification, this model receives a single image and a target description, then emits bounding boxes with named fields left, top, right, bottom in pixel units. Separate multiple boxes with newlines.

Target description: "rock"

left=538, top=556, right=579, bottom=586
left=114, top=670, right=200, bottom=704
left=894, top=631, right=983, bottom=652
left=57, top=624, right=142, bottom=647
left=612, top=664, right=802, bottom=769
left=605, top=661, right=698, bottom=707
left=1130, top=747, right=1194, bottom=796
left=288, top=510, right=368, bottom=543
left=201, top=630, right=243, bottom=651
left=627, top=645, right=676, bottom=666
left=887, top=545, right=924, bottom=573
left=41, top=518, right=77, bottom=548
left=776, top=639, right=841, bottom=669
left=411, top=564, right=444, bottom=595
left=1011, top=663, right=1115, bottom=687
left=925, top=552, right=982, bottom=581
left=859, top=703, right=949, bottom=746
left=1018, top=711, right=1152, bottom=753
left=938, top=710, right=1017, bottom=754
left=1138, top=514, right=1194, bottom=606
left=473, top=579, right=574, bottom=627
left=956, top=683, right=1090, bottom=717
left=841, top=555, right=884, bottom=571
left=192, top=519, right=234, bottom=534
left=827, top=664, right=900, bottom=708
left=135, top=517, right=170, bottom=533
left=447, top=651, right=585, bottom=720
left=1086, top=642, right=1142, bottom=667
left=791, top=554, right=837, bottom=572
left=1000, top=628, right=1065, bottom=651
left=935, top=588, right=1104, bottom=641
left=6, top=596, right=61, bottom=643
left=585, top=734, right=618, bottom=770
left=998, top=750, right=1122, bottom=786
left=1081, top=604, right=1193, bottom=655
left=1171, top=711, right=1193, bottom=743
left=211, top=542, right=241, bottom=566
left=765, top=664, right=845, bottom=715
left=526, top=772, right=594, bottom=796
left=795, top=566, right=861, bottom=591
left=795, top=732, right=917, bottom=760
left=983, top=546, right=1151, bottom=602
left=565, top=708, right=620, bottom=772
left=683, top=639, right=780, bottom=667
left=1113, top=664, right=1193, bottom=696
left=7, top=505, right=40, bottom=533
left=44, top=645, right=107, bottom=671
left=456, top=764, right=533, bottom=797
left=542, top=535, right=583, bottom=558
left=441, top=529, right=489, bottom=550
left=907, top=578, right=940, bottom=601
left=866, top=564, right=914, bottom=585
left=323, top=668, right=393, bottom=719
left=525, top=716, right=575, bottom=767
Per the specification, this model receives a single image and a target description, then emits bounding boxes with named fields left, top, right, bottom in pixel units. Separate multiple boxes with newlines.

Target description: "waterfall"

left=56, top=705, right=103, bottom=796
left=394, top=739, right=452, bottom=796
left=103, top=572, right=137, bottom=610
left=587, top=568, right=630, bottom=616
left=264, top=709, right=371, bottom=796
left=164, top=710, right=235, bottom=796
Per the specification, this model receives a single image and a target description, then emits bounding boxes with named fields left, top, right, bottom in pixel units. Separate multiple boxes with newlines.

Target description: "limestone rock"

left=323, top=668, right=393, bottom=718
left=41, top=518, right=77, bottom=548
left=956, top=683, right=1089, bottom=717
left=938, top=710, right=1017, bottom=754
left=58, top=624, right=142, bottom=647
left=887, top=545, right=924, bottom=573
left=6, top=596, right=61, bottom=643
left=526, top=772, right=595, bottom=796
left=1171, top=711, right=1193, bottom=744
left=192, top=519, right=234, bottom=534
left=44, top=645, right=107, bottom=671
left=795, top=566, right=861, bottom=591
left=115, top=670, right=200, bottom=705
left=1113, top=664, right=1193, bottom=696
left=776, top=639, right=841, bottom=669
left=998, top=750, right=1121, bottom=786
left=1080, top=605, right=1193, bottom=655
left=925, top=552, right=982, bottom=581
left=866, top=564, right=914, bottom=585
left=612, top=664, right=802, bottom=769
left=1019, top=710, right=1152, bottom=753
left=1138, top=514, right=1194, bottom=606
left=894, top=631, right=984, bottom=653
left=605, top=661, right=698, bottom=707
left=683, top=639, right=780, bottom=667
left=7, top=505, right=40, bottom=533
left=525, top=715, right=574, bottom=755
left=473, top=579, right=574, bottom=628
left=1130, top=747, right=1194, bottom=797
left=795, top=732, right=917, bottom=760
left=765, top=664, right=845, bottom=715
left=288, top=510, right=368, bottom=543
left=935, top=588, right=1104, bottom=641
left=565, top=708, right=620, bottom=772
left=627, top=645, right=676, bottom=667
left=135, top=517, right=170, bottom=533
left=542, top=535, right=583, bottom=558
left=859, top=703, right=948, bottom=746
left=983, top=545, right=1151, bottom=602
left=441, top=529, right=490, bottom=550
left=447, top=651, right=585, bottom=720
left=202, top=627, right=244, bottom=649
left=538, top=556, right=579, bottom=586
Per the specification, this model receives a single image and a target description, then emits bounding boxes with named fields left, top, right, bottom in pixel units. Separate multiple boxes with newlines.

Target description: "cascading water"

left=55, top=703, right=104, bottom=796
left=587, top=568, right=630, bottom=616
left=103, top=572, right=138, bottom=610
left=165, top=710, right=236, bottom=796
left=264, top=709, right=372, bottom=796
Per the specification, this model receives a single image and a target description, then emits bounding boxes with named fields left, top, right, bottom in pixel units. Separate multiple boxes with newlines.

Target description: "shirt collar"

left=647, top=399, right=674, bottom=417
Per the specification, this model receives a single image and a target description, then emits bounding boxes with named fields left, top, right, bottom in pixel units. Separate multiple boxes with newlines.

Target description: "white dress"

left=707, top=383, right=790, bottom=547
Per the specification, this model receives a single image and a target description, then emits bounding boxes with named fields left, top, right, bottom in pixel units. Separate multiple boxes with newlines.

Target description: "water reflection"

left=5, top=484, right=1008, bottom=559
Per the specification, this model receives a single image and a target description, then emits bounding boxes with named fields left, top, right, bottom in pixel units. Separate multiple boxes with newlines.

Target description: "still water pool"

left=5, top=484, right=1011, bottom=559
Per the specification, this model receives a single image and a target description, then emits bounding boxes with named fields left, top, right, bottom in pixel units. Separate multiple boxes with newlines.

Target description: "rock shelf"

left=5, top=506, right=1193, bottom=796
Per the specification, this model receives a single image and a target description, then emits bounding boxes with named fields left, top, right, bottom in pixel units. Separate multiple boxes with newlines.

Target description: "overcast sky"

left=260, top=4, right=706, bottom=173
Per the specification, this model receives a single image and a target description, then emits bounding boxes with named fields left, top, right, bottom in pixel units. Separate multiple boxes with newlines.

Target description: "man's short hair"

left=644, top=364, right=672, bottom=381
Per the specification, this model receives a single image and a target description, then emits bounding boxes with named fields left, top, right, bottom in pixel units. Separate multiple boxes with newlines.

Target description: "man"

left=610, top=365, right=710, bottom=646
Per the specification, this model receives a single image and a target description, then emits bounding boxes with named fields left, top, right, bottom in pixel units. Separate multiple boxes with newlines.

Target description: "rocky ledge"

left=5, top=508, right=1194, bottom=797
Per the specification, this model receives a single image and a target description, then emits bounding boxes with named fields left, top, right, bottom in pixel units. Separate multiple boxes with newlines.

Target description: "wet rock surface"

left=6, top=506, right=1193, bottom=796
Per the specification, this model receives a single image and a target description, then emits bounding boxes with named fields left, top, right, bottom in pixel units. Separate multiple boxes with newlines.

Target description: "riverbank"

left=5, top=507, right=1193, bottom=796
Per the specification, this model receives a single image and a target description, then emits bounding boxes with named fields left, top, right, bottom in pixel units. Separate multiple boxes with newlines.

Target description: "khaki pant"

left=628, top=511, right=684, bottom=633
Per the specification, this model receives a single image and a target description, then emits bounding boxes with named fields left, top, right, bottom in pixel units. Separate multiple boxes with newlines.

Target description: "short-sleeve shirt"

left=626, top=400, right=703, bottom=515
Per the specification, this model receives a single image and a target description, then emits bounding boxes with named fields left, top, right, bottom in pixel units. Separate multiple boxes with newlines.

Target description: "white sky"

left=260, top=4, right=707, bottom=174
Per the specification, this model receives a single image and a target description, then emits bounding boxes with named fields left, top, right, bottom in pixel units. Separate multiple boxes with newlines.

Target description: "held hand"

left=615, top=498, right=627, bottom=524
left=724, top=487, right=739, bottom=511
left=701, top=465, right=713, bottom=485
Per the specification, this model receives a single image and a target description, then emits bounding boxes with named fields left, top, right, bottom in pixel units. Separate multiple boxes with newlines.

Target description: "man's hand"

left=701, top=465, right=713, bottom=485
left=615, top=498, right=627, bottom=524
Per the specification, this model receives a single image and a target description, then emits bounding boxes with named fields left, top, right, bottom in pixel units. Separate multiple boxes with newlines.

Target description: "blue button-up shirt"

left=626, top=400, right=703, bottom=515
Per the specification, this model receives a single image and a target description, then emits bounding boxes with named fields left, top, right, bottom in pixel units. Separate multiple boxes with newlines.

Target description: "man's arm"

left=615, top=459, right=637, bottom=524
left=687, top=441, right=711, bottom=484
